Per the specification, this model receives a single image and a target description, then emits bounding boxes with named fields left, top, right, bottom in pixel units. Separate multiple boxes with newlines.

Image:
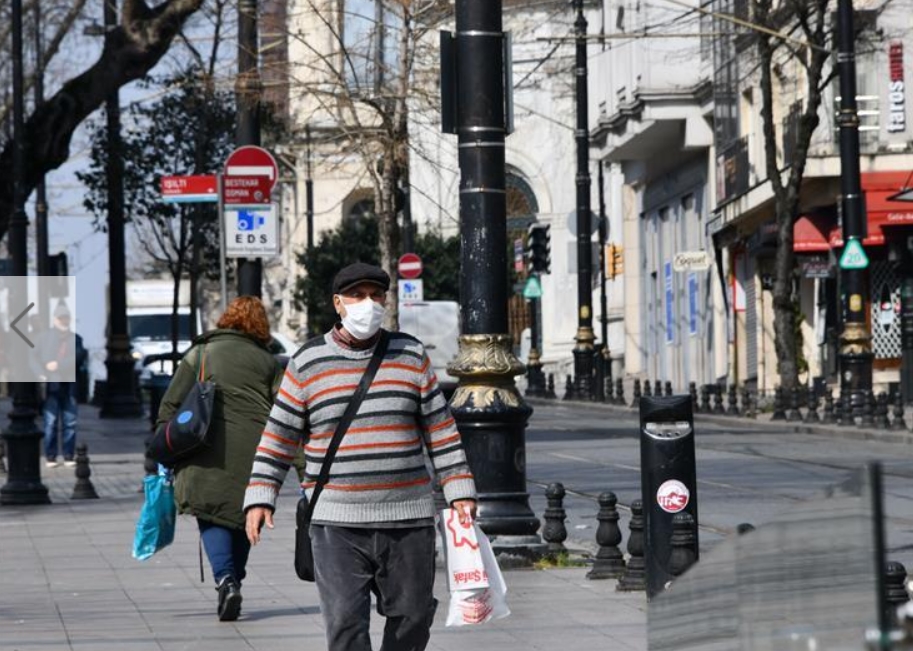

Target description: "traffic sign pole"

left=217, top=174, right=227, bottom=313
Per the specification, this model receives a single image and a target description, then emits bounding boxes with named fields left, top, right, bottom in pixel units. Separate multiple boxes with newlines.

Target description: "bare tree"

left=751, top=0, right=833, bottom=390
left=0, top=0, right=205, bottom=243
left=287, top=0, right=450, bottom=326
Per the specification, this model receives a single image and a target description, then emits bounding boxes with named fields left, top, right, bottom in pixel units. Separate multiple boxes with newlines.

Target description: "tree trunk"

left=0, top=0, right=204, bottom=243
left=772, top=203, right=799, bottom=390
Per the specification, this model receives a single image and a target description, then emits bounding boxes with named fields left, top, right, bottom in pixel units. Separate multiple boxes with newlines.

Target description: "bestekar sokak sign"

left=223, top=146, right=280, bottom=258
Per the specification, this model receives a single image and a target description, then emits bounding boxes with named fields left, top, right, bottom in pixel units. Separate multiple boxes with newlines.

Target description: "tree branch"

left=0, top=0, right=204, bottom=243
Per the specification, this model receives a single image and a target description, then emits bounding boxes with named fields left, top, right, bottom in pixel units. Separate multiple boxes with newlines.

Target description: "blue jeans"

left=43, top=384, right=77, bottom=460
left=197, top=519, right=251, bottom=585
left=311, top=525, right=437, bottom=651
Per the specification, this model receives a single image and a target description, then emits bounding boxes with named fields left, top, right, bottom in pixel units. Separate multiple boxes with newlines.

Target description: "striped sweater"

left=242, top=329, right=477, bottom=523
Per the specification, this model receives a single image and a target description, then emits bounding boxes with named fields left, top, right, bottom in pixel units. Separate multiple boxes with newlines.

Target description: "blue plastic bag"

left=132, top=470, right=176, bottom=561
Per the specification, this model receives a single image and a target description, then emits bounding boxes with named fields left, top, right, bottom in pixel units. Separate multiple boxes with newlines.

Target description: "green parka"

left=156, top=329, right=283, bottom=530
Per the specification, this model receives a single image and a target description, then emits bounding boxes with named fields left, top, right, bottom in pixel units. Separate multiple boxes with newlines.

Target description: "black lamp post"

left=1, top=0, right=49, bottom=505
left=100, top=0, right=142, bottom=418
left=236, top=0, right=263, bottom=297
left=568, top=0, right=595, bottom=400
left=444, top=0, right=543, bottom=557
left=835, top=0, right=873, bottom=415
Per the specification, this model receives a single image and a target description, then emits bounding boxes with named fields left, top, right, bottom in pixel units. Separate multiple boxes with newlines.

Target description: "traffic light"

left=526, top=223, right=551, bottom=274
left=49, top=251, right=69, bottom=297
left=606, top=242, right=624, bottom=279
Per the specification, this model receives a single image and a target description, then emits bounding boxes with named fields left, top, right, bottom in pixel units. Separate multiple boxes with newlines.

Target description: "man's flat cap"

left=333, top=262, right=391, bottom=294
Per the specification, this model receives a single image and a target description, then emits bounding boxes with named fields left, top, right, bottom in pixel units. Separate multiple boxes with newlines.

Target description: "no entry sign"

left=398, top=253, right=423, bottom=279
left=224, top=146, right=279, bottom=190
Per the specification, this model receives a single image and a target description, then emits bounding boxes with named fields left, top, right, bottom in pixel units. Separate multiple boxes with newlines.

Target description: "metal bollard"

left=616, top=499, right=646, bottom=592
left=586, top=492, right=625, bottom=580
left=542, top=482, right=568, bottom=556
left=71, top=443, right=99, bottom=500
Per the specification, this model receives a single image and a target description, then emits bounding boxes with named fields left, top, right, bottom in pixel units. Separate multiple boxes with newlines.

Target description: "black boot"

left=216, top=575, right=242, bottom=621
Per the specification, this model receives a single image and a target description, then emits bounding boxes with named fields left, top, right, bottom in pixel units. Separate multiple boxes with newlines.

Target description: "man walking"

left=36, top=301, right=85, bottom=467
left=244, top=262, right=477, bottom=651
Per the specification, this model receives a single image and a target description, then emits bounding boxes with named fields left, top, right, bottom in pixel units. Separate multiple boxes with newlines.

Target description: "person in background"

left=244, top=262, right=477, bottom=651
left=35, top=301, right=85, bottom=468
left=156, top=296, right=283, bottom=622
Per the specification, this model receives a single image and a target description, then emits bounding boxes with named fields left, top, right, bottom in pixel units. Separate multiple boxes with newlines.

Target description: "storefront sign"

left=800, top=258, right=834, bottom=279
left=887, top=42, right=906, bottom=133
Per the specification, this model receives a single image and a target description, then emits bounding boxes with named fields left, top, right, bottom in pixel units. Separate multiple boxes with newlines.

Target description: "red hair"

left=216, top=296, right=271, bottom=345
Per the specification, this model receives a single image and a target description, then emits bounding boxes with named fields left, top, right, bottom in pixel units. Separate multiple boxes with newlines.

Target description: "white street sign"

left=398, top=279, right=424, bottom=302
left=224, top=205, right=280, bottom=257
left=672, top=250, right=713, bottom=272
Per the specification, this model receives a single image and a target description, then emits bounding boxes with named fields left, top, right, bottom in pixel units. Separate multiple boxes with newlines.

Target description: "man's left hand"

left=451, top=499, right=477, bottom=525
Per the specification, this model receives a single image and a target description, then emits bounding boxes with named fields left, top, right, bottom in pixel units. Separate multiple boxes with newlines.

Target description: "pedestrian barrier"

left=71, top=443, right=98, bottom=500
left=542, top=482, right=567, bottom=557
left=587, top=491, right=625, bottom=581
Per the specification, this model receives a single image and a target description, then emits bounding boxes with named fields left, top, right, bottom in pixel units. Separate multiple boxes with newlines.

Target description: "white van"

left=398, top=300, right=460, bottom=397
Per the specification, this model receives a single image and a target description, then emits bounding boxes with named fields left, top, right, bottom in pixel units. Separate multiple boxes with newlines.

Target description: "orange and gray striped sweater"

left=242, top=329, right=477, bottom=523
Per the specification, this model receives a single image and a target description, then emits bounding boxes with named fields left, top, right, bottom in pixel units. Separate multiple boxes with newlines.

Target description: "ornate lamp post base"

left=525, top=348, right=548, bottom=398
left=449, top=334, right=545, bottom=560
left=839, top=322, right=873, bottom=419
left=567, top=326, right=596, bottom=400
left=1, top=391, right=50, bottom=506
left=100, top=335, right=142, bottom=418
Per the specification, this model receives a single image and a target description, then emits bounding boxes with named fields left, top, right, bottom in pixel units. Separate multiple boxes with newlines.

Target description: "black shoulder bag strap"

left=302, top=330, right=390, bottom=523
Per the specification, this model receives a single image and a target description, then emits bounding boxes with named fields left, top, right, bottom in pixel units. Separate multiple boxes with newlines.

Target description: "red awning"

left=830, top=171, right=913, bottom=246
left=793, top=213, right=833, bottom=252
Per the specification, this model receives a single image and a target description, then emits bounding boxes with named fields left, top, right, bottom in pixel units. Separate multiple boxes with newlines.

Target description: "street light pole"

left=1, top=0, right=50, bottom=505
left=597, top=160, right=611, bottom=398
left=836, top=0, right=873, bottom=415
left=236, top=0, right=263, bottom=297
left=447, top=0, right=543, bottom=557
left=569, top=0, right=595, bottom=400
left=34, top=0, right=49, bottom=328
left=100, top=0, right=142, bottom=419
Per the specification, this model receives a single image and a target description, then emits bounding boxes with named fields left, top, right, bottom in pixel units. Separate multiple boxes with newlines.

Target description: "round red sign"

left=656, top=479, right=690, bottom=514
left=224, top=146, right=279, bottom=190
left=398, top=253, right=423, bottom=279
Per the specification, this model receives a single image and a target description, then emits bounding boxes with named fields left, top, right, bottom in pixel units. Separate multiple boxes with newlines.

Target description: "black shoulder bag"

left=295, top=331, right=389, bottom=582
left=147, top=345, right=215, bottom=468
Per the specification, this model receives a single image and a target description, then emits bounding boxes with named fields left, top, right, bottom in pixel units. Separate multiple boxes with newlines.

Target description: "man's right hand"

left=245, top=506, right=274, bottom=545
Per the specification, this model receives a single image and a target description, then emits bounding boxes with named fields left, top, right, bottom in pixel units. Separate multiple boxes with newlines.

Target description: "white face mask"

left=339, top=297, right=386, bottom=340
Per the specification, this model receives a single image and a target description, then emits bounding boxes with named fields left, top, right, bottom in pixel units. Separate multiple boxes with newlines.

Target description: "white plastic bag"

left=440, top=508, right=510, bottom=626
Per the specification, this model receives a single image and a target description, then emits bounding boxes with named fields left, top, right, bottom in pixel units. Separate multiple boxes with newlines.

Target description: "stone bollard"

left=643, top=379, right=653, bottom=399
left=664, top=381, right=673, bottom=397
left=712, top=386, right=725, bottom=414
left=892, top=399, right=908, bottom=431
left=690, top=382, right=700, bottom=413
left=654, top=380, right=663, bottom=398
left=835, top=395, right=847, bottom=426
left=700, top=385, right=711, bottom=413
left=876, top=392, right=891, bottom=430
left=587, top=492, right=626, bottom=580
left=71, top=443, right=99, bottom=500
left=886, top=560, right=910, bottom=626
left=631, top=379, right=642, bottom=409
left=542, top=482, right=568, bottom=557
left=615, top=378, right=625, bottom=407
left=547, top=373, right=557, bottom=399
left=667, top=512, right=697, bottom=578
left=616, top=499, right=646, bottom=592
left=804, top=386, right=820, bottom=423
left=726, top=384, right=740, bottom=416
left=859, top=390, right=876, bottom=428
left=771, top=386, right=787, bottom=421
left=821, top=389, right=835, bottom=424
left=786, top=386, right=803, bottom=422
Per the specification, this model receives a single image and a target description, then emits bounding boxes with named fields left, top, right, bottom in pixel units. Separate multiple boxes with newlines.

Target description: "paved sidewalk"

left=0, top=404, right=646, bottom=651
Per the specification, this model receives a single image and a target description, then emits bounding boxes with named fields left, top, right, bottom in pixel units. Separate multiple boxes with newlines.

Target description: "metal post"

left=236, top=0, right=263, bottom=297
left=100, top=0, right=142, bottom=418
left=34, top=0, right=49, bottom=327
left=836, top=0, right=873, bottom=414
left=447, top=0, right=543, bottom=557
left=901, top=274, right=913, bottom=405
left=526, top=293, right=547, bottom=397
left=569, top=0, right=595, bottom=400
left=597, top=160, right=612, bottom=397
left=1, top=0, right=49, bottom=505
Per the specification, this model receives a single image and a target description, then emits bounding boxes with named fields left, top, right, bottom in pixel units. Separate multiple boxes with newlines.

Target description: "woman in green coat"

left=156, top=296, right=284, bottom=622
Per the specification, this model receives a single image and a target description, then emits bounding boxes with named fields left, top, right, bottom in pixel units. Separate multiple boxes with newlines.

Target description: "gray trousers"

left=311, top=524, right=437, bottom=651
